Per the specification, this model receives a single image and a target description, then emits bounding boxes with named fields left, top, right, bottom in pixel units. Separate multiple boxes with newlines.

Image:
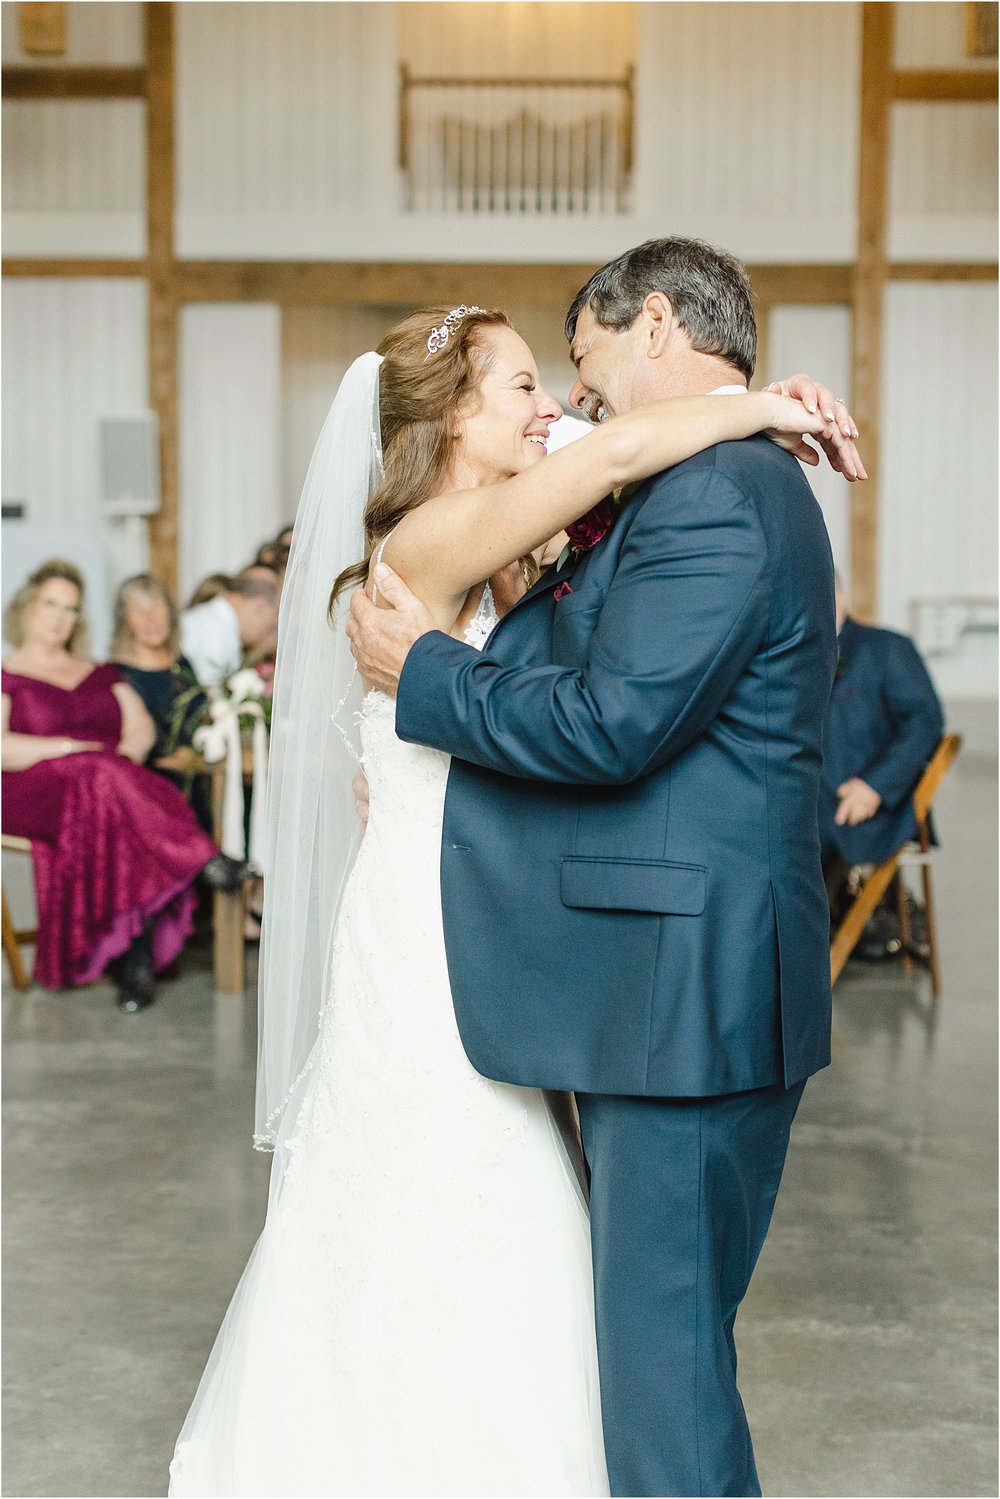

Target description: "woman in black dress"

left=111, top=573, right=204, bottom=757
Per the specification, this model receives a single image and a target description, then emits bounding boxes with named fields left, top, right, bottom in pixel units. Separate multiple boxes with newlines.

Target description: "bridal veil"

left=253, top=352, right=383, bottom=1148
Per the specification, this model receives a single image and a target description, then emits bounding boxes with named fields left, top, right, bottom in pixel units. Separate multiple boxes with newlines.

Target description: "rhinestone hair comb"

left=425, top=305, right=488, bottom=358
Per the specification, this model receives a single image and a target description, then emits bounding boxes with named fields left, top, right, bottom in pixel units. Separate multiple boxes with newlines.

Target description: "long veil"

left=253, top=352, right=383, bottom=1149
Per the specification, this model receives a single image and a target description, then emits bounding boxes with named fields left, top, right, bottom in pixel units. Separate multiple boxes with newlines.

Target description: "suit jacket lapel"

left=486, top=481, right=646, bottom=641
left=488, top=553, right=581, bottom=638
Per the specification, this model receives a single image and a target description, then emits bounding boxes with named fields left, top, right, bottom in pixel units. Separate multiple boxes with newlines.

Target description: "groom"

left=349, top=237, right=838, bottom=1497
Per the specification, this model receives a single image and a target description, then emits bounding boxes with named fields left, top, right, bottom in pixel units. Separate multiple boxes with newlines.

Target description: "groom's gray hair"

left=565, top=237, right=757, bottom=380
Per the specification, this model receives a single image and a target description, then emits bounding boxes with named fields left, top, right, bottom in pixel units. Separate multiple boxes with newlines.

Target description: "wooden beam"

left=166, top=260, right=854, bottom=309
left=2, top=66, right=146, bottom=99
left=18, top=2, right=67, bottom=56
left=851, top=2, right=894, bottom=624
left=749, top=264, right=853, bottom=306
left=172, top=260, right=603, bottom=308
left=893, top=68, right=998, bottom=101
left=889, top=261, right=998, bottom=281
left=5, top=257, right=993, bottom=293
left=754, top=304, right=771, bottom=390
left=145, top=1, right=178, bottom=595
left=2, top=258, right=145, bottom=277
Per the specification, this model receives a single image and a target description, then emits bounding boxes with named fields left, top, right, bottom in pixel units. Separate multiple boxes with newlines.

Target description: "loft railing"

left=398, top=65, right=634, bottom=214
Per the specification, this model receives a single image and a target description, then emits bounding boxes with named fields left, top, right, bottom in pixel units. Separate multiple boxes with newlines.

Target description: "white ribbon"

left=249, top=710, right=268, bottom=871
left=193, top=671, right=270, bottom=868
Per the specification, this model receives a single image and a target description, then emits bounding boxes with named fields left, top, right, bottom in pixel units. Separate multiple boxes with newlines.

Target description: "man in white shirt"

left=180, top=566, right=280, bottom=686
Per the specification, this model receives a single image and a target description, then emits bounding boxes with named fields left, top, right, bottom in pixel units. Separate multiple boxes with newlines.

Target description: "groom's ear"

left=641, top=293, right=675, bottom=359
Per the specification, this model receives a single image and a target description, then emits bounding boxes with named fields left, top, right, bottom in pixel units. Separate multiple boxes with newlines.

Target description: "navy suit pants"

left=577, top=1080, right=806, bottom=1497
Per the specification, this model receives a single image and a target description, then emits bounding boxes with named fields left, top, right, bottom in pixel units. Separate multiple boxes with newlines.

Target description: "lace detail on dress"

left=462, top=581, right=498, bottom=650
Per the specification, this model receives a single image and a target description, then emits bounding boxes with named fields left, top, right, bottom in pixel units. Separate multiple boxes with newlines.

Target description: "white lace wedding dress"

left=169, top=585, right=609, bottom=1498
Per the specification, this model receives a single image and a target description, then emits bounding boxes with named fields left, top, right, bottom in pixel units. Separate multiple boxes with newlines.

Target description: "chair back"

left=913, top=733, right=963, bottom=824
left=829, top=732, right=962, bottom=993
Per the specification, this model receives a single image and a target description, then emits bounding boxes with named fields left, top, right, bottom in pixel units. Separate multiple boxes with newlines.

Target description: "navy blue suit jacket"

left=820, top=616, right=944, bottom=866
left=396, top=435, right=837, bottom=1097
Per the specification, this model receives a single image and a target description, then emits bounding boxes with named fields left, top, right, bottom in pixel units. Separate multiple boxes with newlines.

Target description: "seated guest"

left=254, top=538, right=290, bottom=577
left=246, top=546, right=288, bottom=672
left=821, top=576, right=945, bottom=892
left=186, top=572, right=232, bottom=609
left=180, top=566, right=280, bottom=687
left=111, top=573, right=204, bottom=757
left=2, top=561, right=246, bottom=1012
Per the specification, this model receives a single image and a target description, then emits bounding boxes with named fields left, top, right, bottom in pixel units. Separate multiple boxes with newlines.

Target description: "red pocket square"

left=553, top=581, right=574, bottom=601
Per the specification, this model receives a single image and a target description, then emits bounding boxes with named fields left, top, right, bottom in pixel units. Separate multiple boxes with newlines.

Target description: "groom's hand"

left=347, top=564, right=437, bottom=698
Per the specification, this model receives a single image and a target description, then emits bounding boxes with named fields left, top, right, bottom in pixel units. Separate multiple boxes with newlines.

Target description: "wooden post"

left=145, top=1, right=179, bottom=595
left=850, top=2, right=894, bottom=623
left=754, top=300, right=771, bottom=389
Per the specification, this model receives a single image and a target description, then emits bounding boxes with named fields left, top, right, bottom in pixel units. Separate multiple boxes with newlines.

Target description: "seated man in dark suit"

left=822, top=576, right=945, bottom=919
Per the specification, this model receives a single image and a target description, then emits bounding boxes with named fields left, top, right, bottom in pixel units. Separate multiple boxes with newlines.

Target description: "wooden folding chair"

left=2, top=834, right=36, bottom=992
left=829, top=733, right=962, bottom=998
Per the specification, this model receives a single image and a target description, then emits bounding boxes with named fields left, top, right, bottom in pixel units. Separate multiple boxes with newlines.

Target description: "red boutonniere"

left=554, top=483, right=640, bottom=596
left=564, top=495, right=616, bottom=555
left=564, top=480, right=641, bottom=562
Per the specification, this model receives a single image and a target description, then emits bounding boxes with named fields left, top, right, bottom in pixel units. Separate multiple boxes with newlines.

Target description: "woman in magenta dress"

left=2, top=560, right=246, bottom=1011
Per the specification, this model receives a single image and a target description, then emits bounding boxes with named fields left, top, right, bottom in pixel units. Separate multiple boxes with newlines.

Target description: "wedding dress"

left=169, top=583, right=609, bottom=1498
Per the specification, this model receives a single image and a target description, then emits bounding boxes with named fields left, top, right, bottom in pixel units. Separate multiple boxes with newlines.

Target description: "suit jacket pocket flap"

left=552, top=583, right=607, bottom=617
left=560, top=857, right=706, bottom=915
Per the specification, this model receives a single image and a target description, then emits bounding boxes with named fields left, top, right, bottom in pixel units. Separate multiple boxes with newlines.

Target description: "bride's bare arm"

left=385, top=391, right=831, bottom=612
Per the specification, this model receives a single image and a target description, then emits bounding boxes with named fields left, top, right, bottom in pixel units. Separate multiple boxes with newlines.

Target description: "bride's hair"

left=328, top=304, right=518, bottom=613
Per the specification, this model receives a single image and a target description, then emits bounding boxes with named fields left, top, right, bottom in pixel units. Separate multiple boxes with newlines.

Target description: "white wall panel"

left=179, top=305, right=283, bottom=602
left=1, top=278, right=150, bottom=649
left=894, top=2, right=996, bottom=69
left=398, top=3, right=634, bottom=77
left=2, top=100, right=146, bottom=256
left=2, top=278, right=148, bottom=518
left=176, top=2, right=399, bottom=256
left=634, top=3, right=860, bottom=262
left=765, top=307, right=853, bottom=582
left=889, top=102, right=998, bottom=261
left=881, top=282, right=998, bottom=698
left=1, top=2, right=143, bottom=65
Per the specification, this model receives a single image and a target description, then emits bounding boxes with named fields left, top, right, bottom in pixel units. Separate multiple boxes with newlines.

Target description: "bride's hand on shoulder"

left=763, top=375, right=867, bottom=481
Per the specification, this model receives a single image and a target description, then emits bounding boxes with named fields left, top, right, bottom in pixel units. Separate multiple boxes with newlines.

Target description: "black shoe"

left=201, top=852, right=250, bottom=893
left=117, top=981, right=155, bottom=1013
left=856, top=904, right=903, bottom=961
left=111, top=929, right=156, bottom=1010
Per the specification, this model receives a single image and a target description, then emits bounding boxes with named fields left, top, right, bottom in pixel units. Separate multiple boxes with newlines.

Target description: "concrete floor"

left=3, top=708, right=996, bottom=1498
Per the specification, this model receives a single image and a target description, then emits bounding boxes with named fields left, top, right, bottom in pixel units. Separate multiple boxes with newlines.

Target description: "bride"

left=169, top=305, right=849, bottom=1497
